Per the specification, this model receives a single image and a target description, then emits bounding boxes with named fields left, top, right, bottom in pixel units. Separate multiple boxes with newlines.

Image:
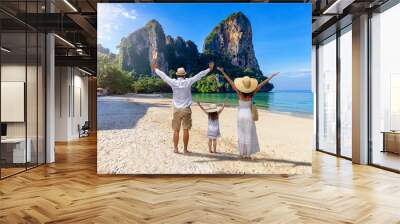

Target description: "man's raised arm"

left=152, top=63, right=174, bottom=86
left=188, top=62, right=214, bottom=85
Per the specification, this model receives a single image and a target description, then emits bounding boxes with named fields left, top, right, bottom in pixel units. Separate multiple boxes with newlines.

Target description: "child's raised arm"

left=218, top=103, right=225, bottom=114
left=197, top=102, right=208, bottom=114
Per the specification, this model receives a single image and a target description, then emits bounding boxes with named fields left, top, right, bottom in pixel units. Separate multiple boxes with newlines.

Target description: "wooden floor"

left=373, top=151, right=400, bottom=171
left=1, top=135, right=400, bottom=224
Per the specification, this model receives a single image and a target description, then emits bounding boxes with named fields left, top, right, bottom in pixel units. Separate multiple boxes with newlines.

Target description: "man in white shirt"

left=152, top=62, right=214, bottom=154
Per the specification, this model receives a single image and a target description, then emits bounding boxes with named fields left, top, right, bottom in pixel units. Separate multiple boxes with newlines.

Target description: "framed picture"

left=97, top=3, right=313, bottom=174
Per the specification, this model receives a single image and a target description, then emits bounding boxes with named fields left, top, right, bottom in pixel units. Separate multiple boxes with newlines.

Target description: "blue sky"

left=98, top=3, right=312, bottom=90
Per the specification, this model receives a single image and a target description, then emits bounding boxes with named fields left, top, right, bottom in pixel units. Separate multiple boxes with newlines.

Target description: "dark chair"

left=78, top=121, right=90, bottom=138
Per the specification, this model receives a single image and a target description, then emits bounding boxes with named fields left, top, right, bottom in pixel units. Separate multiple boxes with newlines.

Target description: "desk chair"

left=78, top=121, right=90, bottom=138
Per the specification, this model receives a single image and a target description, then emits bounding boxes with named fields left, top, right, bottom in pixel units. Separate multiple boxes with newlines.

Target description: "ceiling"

left=1, top=0, right=98, bottom=74
left=0, top=0, right=393, bottom=75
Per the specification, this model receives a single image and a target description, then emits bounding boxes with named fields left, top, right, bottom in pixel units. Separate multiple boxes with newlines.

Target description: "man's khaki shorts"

left=172, top=107, right=192, bottom=131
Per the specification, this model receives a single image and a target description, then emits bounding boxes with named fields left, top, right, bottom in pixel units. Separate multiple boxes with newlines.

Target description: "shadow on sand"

left=183, top=151, right=311, bottom=167
left=97, top=96, right=170, bottom=131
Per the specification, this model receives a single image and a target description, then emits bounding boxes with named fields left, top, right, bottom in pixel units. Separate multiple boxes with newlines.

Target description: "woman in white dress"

left=217, top=67, right=279, bottom=159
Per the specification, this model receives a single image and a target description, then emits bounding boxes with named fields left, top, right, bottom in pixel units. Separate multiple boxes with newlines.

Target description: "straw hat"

left=234, top=76, right=258, bottom=93
left=205, top=104, right=219, bottom=113
left=176, top=67, right=187, bottom=76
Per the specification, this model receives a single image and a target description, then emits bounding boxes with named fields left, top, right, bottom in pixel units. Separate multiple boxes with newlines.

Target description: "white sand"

left=97, top=94, right=313, bottom=174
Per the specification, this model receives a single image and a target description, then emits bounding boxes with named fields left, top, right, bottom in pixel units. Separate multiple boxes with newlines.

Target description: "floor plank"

left=0, top=134, right=399, bottom=223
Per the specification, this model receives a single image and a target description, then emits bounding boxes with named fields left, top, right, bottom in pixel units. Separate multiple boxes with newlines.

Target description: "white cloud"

left=280, top=69, right=311, bottom=78
left=122, top=10, right=137, bottom=20
left=98, top=4, right=137, bottom=41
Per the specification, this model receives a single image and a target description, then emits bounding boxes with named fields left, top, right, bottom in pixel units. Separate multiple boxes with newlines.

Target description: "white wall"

left=72, top=73, right=89, bottom=138
left=1, top=65, right=25, bottom=126
left=1, top=65, right=27, bottom=138
left=1, top=64, right=26, bottom=81
left=55, top=66, right=70, bottom=141
left=54, top=67, right=89, bottom=141
left=1, top=63, right=46, bottom=164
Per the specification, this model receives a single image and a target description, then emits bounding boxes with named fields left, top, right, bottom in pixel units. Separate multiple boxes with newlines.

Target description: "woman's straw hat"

left=206, top=104, right=219, bottom=113
left=234, top=76, right=258, bottom=93
left=176, top=67, right=187, bottom=76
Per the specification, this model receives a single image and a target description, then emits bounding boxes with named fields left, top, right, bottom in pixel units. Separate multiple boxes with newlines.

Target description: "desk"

left=1, top=138, right=31, bottom=163
left=382, top=131, right=400, bottom=154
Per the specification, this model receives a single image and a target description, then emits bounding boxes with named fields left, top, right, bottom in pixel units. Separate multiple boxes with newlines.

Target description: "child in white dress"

left=197, top=102, right=225, bottom=153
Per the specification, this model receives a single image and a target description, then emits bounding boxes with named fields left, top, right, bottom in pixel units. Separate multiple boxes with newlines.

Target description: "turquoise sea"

left=165, top=90, right=314, bottom=116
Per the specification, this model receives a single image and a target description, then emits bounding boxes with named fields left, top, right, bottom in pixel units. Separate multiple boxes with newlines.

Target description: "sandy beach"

left=97, top=94, right=313, bottom=174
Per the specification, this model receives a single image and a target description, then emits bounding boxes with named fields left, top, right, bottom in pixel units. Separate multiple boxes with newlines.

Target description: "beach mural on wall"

left=97, top=3, right=313, bottom=174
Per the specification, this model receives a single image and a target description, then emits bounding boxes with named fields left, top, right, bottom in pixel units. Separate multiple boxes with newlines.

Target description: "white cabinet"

left=1, top=138, right=32, bottom=163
